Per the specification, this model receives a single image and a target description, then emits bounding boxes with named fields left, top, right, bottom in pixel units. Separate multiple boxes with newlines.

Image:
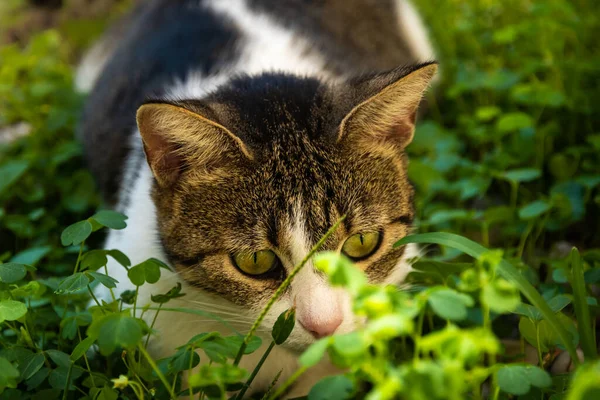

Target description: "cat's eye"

left=233, top=250, right=279, bottom=275
left=341, top=231, right=382, bottom=260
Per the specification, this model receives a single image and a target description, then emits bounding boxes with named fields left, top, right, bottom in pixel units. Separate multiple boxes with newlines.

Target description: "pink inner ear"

left=383, top=110, right=417, bottom=148
left=142, top=129, right=182, bottom=187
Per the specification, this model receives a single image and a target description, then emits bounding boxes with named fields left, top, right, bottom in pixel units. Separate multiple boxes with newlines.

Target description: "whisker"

left=187, top=303, right=251, bottom=316
left=187, top=299, right=242, bottom=310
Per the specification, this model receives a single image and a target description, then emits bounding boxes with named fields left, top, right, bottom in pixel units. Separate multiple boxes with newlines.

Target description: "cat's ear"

left=136, top=103, right=252, bottom=187
left=337, top=63, right=437, bottom=150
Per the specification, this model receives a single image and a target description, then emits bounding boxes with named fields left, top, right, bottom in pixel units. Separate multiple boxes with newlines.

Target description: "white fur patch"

left=166, top=0, right=332, bottom=101
left=99, top=157, right=164, bottom=301
left=207, top=0, right=329, bottom=78
left=288, top=203, right=311, bottom=265
left=396, top=0, right=436, bottom=62
left=383, top=242, right=419, bottom=287
left=165, top=71, right=232, bottom=100
left=75, top=39, right=115, bottom=93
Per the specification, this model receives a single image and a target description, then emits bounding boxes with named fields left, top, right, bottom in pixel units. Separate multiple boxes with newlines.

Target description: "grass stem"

left=137, top=343, right=177, bottom=399
left=236, top=341, right=276, bottom=399
left=266, top=367, right=307, bottom=400
left=569, top=248, right=598, bottom=361
left=87, top=285, right=104, bottom=312
left=144, top=303, right=162, bottom=349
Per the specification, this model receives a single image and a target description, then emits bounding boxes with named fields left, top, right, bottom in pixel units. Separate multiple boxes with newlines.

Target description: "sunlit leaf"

left=495, top=112, right=533, bottom=134
left=299, top=338, right=331, bottom=368
left=0, top=300, right=27, bottom=323
left=482, top=278, right=520, bottom=313
left=428, top=288, right=474, bottom=321
left=395, top=233, right=580, bottom=360
left=314, top=251, right=366, bottom=294
left=331, top=332, right=367, bottom=360
left=475, top=106, right=501, bottom=121
left=0, top=357, right=20, bottom=392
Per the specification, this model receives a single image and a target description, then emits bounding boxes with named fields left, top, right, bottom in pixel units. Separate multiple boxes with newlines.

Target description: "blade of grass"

left=266, top=367, right=307, bottom=400
left=395, top=232, right=579, bottom=364
left=569, top=248, right=598, bottom=360
left=61, top=362, right=74, bottom=400
left=236, top=341, right=276, bottom=399
left=137, top=343, right=177, bottom=399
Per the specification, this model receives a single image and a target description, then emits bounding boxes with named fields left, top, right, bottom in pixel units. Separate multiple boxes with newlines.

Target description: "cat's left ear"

left=136, top=102, right=252, bottom=187
left=337, top=62, right=437, bottom=150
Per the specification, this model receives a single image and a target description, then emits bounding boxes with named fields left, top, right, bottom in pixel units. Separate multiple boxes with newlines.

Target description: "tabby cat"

left=77, top=0, right=437, bottom=396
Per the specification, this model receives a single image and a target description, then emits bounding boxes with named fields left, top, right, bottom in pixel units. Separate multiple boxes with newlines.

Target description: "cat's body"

left=77, top=0, right=436, bottom=396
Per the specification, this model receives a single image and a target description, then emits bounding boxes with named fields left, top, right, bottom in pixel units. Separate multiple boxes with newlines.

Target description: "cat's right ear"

left=136, top=103, right=252, bottom=187
left=336, top=63, right=437, bottom=152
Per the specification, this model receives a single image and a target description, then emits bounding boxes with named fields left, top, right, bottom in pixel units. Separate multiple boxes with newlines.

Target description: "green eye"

left=341, top=232, right=381, bottom=260
left=233, top=250, right=279, bottom=275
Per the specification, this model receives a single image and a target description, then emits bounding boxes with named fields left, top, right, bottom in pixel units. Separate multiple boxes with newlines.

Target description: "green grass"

left=1, top=0, right=599, bottom=399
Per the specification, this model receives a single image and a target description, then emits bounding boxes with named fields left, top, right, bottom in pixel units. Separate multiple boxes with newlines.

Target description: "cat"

left=76, top=0, right=437, bottom=397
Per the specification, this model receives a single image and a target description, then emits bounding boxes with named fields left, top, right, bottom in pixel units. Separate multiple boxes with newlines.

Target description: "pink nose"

left=299, top=314, right=343, bottom=339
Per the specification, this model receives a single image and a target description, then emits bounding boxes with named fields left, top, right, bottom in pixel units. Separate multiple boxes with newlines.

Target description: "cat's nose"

left=294, top=270, right=345, bottom=339
left=298, top=312, right=343, bottom=339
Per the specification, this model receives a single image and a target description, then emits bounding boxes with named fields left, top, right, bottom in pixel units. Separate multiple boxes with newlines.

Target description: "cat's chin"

left=279, top=340, right=312, bottom=354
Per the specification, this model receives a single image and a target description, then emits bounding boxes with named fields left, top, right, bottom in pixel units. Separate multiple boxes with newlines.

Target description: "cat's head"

left=136, top=63, right=436, bottom=350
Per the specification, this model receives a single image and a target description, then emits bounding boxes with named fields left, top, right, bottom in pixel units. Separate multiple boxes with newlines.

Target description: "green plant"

left=1, top=214, right=598, bottom=399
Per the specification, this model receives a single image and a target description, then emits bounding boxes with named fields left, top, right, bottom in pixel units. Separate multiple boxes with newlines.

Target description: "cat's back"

left=77, top=0, right=434, bottom=204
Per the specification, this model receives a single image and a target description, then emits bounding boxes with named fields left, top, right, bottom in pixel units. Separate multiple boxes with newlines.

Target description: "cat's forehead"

left=171, top=138, right=406, bottom=252
left=204, top=73, right=341, bottom=144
